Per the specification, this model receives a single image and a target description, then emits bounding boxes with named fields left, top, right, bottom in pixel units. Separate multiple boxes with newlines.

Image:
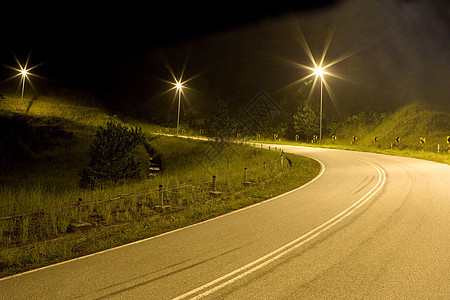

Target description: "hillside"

left=0, top=84, right=322, bottom=277
left=0, top=85, right=125, bottom=192
left=336, top=102, right=450, bottom=152
left=371, top=103, right=450, bottom=150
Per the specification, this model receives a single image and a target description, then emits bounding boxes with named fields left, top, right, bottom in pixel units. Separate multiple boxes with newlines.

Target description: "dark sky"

left=1, top=0, right=449, bottom=119
left=1, top=1, right=338, bottom=83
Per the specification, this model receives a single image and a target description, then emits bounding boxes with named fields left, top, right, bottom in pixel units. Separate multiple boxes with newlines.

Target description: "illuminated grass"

left=0, top=89, right=320, bottom=277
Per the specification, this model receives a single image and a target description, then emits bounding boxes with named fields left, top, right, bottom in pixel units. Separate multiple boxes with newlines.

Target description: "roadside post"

left=394, top=136, right=400, bottom=150
left=212, top=175, right=217, bottom=191
left=159, top=185, right=164, bottom=205
left=420, top=137, right=426, bottom=151
left=447, top=136, right=450, bottom=154
left=69, top=198, right=91, bottom=232
left=77, top=198, right=83, bottom=223
left=210, top=175, right=222, bottom=196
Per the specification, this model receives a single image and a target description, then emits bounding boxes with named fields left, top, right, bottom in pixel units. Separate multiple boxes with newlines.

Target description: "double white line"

left=174, top=160, right=386, bottom=299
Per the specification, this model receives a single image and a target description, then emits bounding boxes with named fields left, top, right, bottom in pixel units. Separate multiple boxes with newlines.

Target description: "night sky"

left=2, top=1, right=335, bottom=81
left=2, top=0, right=449, bottom=120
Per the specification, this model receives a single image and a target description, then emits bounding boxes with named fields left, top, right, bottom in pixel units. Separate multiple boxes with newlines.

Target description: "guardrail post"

left=77, top=198, right=83, bottom=223
left=69, top=198, right=91, bottom=232
left=159, top=185, right=164, bottom=206
left=212, top=175, right=217, bottom=191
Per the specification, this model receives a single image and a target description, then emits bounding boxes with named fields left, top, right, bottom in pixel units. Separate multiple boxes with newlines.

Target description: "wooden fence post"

left=77, top=198, right=83, bottom=223
left=212, top=175, right=217, bottom=191
left=69, top=198, right=91, bottom=232
left=244, top=168, right=248, bottom=182
left=159, top=185, right=164, bottom=206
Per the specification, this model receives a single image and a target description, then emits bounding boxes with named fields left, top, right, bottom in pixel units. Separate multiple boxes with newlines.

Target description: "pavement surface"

left=1, top=145, right=449, bottom=299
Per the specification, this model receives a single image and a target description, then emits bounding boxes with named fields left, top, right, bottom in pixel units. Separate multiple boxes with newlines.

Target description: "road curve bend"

left=1, top=146, right=449, bottom=299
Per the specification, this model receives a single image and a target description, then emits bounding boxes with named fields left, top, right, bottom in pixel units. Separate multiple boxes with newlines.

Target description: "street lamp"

left=284, top=27, right=353, bottom=145
left=2, top=52, right=43, bottom=100
left=20, top=68, right=29, bottom=99
left=314, top=66, right=325, bottom=144
left=176, top=80, right=183, bottom=135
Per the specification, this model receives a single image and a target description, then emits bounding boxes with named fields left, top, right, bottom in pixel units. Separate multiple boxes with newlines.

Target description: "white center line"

left=173, top=161, right=386, bottom=300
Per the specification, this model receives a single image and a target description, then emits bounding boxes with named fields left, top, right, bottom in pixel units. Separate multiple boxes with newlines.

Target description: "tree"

left=293, top=102, right=319, bottom=141
left=79, top=122, right=146, bottom=189
left=206, top=99, right=235, bottom=139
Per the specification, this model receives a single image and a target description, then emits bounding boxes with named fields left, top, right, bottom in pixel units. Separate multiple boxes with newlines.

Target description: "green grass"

left=0, top=141, right=319, bottom=277
left=220, top=102, right=450, bottom=165
left=3, top=85, right=444, bottom=278
left=0, top=86, right=320, bottom=277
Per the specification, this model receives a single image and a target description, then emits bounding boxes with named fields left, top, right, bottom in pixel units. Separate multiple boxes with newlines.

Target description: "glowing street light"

left=20, top=68, right=29, bottom=99
left=175, top=80, right=183, bottom=135
left=2, top=51, right=44, bottom=100
left=282, top=26, right=353, bottom=144
left=156, top=59, right=204, bottom=134
left=314, top=65, right=326, bottom=143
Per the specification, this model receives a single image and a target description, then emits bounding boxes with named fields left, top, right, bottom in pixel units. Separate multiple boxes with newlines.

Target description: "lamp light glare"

left=315, top=66, right=324, bottom=78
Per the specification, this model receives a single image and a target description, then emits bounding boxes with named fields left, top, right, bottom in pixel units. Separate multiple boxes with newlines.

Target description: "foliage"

left=79, top=122, right=146, bottom=189
left=293, top=102, right=320, bottom=141
left=206, top=99, right=239, bottom=139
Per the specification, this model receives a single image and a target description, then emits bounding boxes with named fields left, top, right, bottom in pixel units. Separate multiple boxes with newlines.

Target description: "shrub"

left=293, top=102, right=319, bottom=141
left=79, top=122, right=146, bottom=189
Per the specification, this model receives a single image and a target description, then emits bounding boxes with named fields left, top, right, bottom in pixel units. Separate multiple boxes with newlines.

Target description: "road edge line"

left=0, top=153, right=325, bottom=282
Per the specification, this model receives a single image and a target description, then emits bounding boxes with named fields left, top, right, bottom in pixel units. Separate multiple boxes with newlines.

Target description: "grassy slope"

left=335, top=102, right=450, bottom=164
left=0, top=86, right=321, bottom=277
left=353, top=103, right=449, bottom=150
left=245, top=102, right=450, bottom=165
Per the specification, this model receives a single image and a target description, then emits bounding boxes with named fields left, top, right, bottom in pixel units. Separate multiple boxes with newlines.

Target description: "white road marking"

left=173, top=161, right=386, bottom=299
left=0, top=149, right=325, bottom=282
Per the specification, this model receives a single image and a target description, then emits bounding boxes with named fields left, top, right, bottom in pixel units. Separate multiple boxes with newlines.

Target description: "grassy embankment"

left=237, top=103, right=449, bottom=165
left=0, top=86, right=320, bottom=277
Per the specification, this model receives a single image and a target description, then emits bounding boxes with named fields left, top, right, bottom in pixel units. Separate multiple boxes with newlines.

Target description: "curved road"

left=1, top=145, right=449, bottom=299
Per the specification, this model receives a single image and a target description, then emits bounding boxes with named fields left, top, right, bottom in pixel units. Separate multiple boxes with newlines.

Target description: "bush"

left=79, top=122, right=146, bottom=189
left=293, top=102, right=319, bottom=141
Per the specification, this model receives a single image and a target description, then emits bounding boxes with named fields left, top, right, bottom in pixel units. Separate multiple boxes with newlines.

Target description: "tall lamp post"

left=176, top=81, right=183, bottom=135
left=314, top=66, right=325, bottom=144
left=20, top=69, right=28, bottom=99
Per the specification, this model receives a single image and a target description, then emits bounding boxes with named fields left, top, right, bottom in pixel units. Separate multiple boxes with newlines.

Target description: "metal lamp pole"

left=319, top=75, right=323, bottom=144
left=177, top=88, right=181, bottom=135
left=174, top=81, right=183, bottom=135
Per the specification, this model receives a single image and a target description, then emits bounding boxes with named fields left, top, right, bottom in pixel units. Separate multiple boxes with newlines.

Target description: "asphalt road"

left=1, top=145, right=449, bottom=299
